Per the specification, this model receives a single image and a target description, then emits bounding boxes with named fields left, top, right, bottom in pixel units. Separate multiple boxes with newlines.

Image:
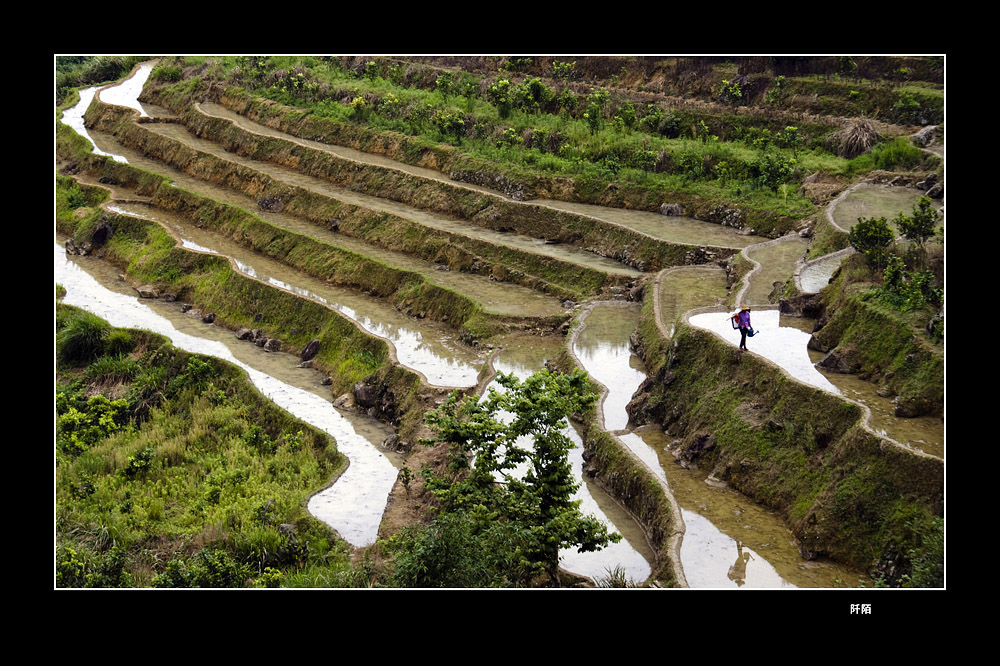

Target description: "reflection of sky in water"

left=690, top=310, right=840, bottom=394
left=623, top=429, right=795, bottom=588
left=618, top=433, right=666, bottom=483
left=218, top=258, right=479, bottom=388
left=98, top=62, right=154, bottom=118
left=680, top=510, right=795, bottom=588
left=484, top=358, right=651, bottom=583
left=799, top=255, right=843, bottom=293
left=573, top=338, right=645, bottom=431
left=62, top=87, right=128, bottom=163
left=56, top=244, right=395, bottom=547
left=338, top=305, right=480, bottom=387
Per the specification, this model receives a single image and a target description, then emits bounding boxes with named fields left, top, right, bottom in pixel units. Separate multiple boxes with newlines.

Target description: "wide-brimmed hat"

left=741, top=304, right=750, bottom=310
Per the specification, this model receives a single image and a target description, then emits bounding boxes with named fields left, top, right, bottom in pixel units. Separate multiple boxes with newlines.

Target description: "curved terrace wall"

left=629, top=294, right=943, bottom=580
left=142, top=81, right=739, bottom=273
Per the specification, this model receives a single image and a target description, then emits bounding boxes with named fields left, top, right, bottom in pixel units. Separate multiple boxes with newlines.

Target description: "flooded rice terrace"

left=57, top=59, right=940, bottom=587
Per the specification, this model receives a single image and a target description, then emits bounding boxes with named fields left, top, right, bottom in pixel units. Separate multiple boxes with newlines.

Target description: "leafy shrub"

left=386, top=510, right=534, bottom=587
left=893, top=196, right=941, bottom=247
left=153, top=549, right=253, bottom=588
left=242, top=424, right=277, bottom=455
left=551, top=60, right=576, bottom=81
left=751, top=152, right=796, bottom=191
left=876, top=256, right=942, bottom=311
left=869, top=136, right=925, bottom=171
left=719, top=79, right=743, bottom=106
left=121, top=446, right=155, bottom=478
left=56, top=544, right=132, bottom=588
left=57, top=394, right=131, bottom=454
left=487, top=79, right=513, bottom=118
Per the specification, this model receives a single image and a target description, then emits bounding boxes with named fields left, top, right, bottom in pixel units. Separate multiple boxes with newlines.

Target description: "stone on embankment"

left=659, top=203, right=684, bottom=216
left=353, top=381, right=380, bottom=409
left=257, top=196, right=284, bottom=212
left=301, top=339, right=321, bottom=362
left=816, top=348, right=857, bottom=374
left=135, top=284, right=159, bottom=298
left=912, top=125, right=937, bottom=147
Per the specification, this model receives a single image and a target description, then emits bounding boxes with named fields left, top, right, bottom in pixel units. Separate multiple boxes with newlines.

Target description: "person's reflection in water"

left=728, top=540, right=753, bottom=586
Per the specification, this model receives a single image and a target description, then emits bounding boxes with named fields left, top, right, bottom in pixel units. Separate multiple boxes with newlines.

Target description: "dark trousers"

left=740, top=327, right=749, bottom=349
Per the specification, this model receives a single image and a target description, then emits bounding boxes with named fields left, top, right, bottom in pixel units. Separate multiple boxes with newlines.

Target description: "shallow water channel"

left=106, top=201, right=484, bottom=388
left=575, top=303, right=866, bottom=587
left=57, top=242, right=398, bottom=547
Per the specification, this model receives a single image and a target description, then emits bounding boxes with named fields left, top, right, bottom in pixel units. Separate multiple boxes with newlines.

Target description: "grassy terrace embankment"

left=140, top=73, right=749, bottom=264
left=82, top=92, right=666, bottom=307
left=57, top=174, right=433, bottom=439
left=60, top=101, right=570, bottom=343
left=629, top=286, right=943, bottom=585
left=808, top=253, right=944, bottom=419
left=137, top=56, right=940, bottom=244
left=55, top=303, right=354, bottom=588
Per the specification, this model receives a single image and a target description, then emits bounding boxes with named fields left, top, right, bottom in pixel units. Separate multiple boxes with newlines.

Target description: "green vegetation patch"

left=56, top=305, right=351, bottom=588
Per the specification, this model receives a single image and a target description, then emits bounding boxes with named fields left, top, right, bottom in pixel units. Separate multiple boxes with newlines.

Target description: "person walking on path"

left=734, top=304, right=752, bottom=351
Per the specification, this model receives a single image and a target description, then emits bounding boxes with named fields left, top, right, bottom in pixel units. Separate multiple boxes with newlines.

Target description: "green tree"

left=894, top=196, right=940, bottom=248
left=418, top=369, right=620, bottom=586
left=849, top=216, right=895, bottom=269
left=487, top=79, right=514, bottom=119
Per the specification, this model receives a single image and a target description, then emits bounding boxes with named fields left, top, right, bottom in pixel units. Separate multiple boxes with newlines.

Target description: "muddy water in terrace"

left=831, top=186, right=943, bottom=232
left=744, top=236, right=812, bottom=306
left=798, top=252, right=845, bottom=294
left=576, top=303, right=866, bottom=587
left=532, top=198, right=766, bottom=250
left=488, top=334, right=653, bottom=584
left=57, top=242, right=399, bottom=547
left=84, top=127, right=564, bottom=318
left=106, top=201, right=484, bottom=388
left=658, top=266, right=730, bottom=335
left=626, top=426, right=866, bottom=587
left=780, top=316, right=944, bottom=458
left=572, top=303, right=646, bottom=433
left=143, top=120, right=641, bottom=278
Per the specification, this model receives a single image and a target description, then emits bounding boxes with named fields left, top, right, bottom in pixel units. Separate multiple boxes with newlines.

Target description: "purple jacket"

left=737, top=310, right=751, bottom=329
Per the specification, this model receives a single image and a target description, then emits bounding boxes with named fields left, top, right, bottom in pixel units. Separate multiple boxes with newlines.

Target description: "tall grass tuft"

left=58, top=309, right=110, bottom=365
left=828, top=118, right=880, bottom=158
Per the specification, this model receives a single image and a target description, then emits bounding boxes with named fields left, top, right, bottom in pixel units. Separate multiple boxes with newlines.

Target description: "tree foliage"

left=849, top=216, right=895, bottom=269
left=894, top=196, right=941, bottom=247
left=413, top=368, right=620, bottom=586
